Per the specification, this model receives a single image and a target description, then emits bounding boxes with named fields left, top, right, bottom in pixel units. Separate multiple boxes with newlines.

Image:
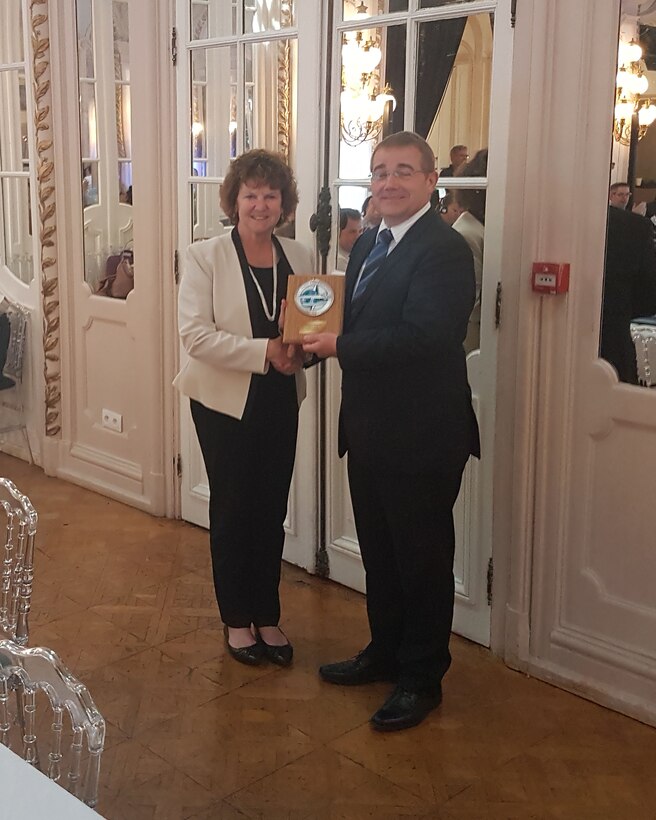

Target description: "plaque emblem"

left=294, top=279, right=334, bottom=316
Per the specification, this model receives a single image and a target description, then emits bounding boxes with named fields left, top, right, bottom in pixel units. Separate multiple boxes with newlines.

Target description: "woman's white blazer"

left=173, top=232, right=314, bottom=419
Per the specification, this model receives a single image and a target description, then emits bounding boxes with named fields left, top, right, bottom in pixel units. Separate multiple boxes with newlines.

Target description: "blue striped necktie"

left=352, top=228, right=393, bottom=301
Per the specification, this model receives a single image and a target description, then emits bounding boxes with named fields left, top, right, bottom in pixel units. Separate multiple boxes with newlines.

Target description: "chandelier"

left=340, top=23, right=396, bottom=147
left=614, top=38, right=656, bottom=146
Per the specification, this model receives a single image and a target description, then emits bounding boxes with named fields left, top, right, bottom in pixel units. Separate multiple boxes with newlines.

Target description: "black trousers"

left=346, top=451, right=468, bottom=692
left=190, top=389, right=298, bottom=628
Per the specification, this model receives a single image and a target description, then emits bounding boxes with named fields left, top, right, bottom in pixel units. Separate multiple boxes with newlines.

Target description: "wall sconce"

left=340, top=25, right=396, bottom=147
left=614, top=38, right=656, bottom=146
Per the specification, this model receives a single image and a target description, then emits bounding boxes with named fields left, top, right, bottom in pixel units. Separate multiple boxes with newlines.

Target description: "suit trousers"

left=346, top=451, right=468, bottom=691
left=190, top=388, right=298, bottom=628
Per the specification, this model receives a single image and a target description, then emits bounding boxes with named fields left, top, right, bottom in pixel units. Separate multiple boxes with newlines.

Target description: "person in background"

left=336, top=207, right=363, bottom=271
left=439, top=192, right=465, bottom=227
left=439, top=144, right=469, bottom=178
left=302, top=131, right=479, bottom=732
left=174, top=149, right=312, bottom=668
left=601, top=203, right=656, bottom=383
left=453, top=148, right=488, bottom=353
left=609, top=181, right=631, bottom=210
left=361, top=195, right=382, bottom=230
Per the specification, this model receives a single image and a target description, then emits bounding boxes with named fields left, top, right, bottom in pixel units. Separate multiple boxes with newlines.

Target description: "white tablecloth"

left=0, top=743, right=103, bottom=819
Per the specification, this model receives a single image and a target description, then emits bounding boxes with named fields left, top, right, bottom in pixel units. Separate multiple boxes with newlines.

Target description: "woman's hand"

left=266, top=336, right=303, bottom=375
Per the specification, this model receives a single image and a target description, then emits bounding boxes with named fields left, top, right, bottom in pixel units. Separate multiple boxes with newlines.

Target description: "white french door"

left=176, top=0, right=513, bottom=650
left=175, top=0, right=323, bottom=569
left=323, top=0, right=514, bottom=647
left=516, top=0, right=656, bottom=726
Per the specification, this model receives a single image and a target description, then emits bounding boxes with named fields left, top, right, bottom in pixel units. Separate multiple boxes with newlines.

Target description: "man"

left=438, top=192, right=465, bottom=227
left=302, top=131, right=480, bottom=731
left=609, top=181, right=631, bottom=210
left=601, top=204, right=656, bottom=383
left=439, top=144, right=469, bottom=178
left=336, top=208, right=363, bottom=271
left=361, top=195, right=382, bottom=230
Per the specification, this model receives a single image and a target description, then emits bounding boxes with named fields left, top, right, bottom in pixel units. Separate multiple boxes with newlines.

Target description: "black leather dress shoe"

left=370, top=684, right=442, bottom=732
left=223, top=626, right=265, bottom=666
left=256, top=629, right=293, bottom=667
left=319, top=651, right=396, bottom=685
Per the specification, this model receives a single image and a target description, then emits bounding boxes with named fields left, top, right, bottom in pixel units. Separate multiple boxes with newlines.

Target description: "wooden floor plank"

left=1, top=453, right=653, bottom=820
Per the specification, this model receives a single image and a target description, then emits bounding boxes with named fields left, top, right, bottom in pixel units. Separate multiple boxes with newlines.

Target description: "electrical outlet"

left=101, top=409, right=123, bottom=433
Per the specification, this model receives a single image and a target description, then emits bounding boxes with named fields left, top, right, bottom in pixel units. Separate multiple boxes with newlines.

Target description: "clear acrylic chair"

left=631, top=322, right=656, bottom=386
left=0, top=477, right=37, bottom=645
left=0, top=300, right=33, bottom=463
left=0, top=639, right=105, bottom=809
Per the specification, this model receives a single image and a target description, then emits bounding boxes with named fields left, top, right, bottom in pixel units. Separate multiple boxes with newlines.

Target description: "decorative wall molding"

left=30, top=0, right=61, bottom=437
left=277, top=1, right=293, bottom=162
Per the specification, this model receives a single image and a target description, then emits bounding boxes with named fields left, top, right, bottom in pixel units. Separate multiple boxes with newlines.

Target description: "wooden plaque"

left=282, top=274, right=345, bottom=344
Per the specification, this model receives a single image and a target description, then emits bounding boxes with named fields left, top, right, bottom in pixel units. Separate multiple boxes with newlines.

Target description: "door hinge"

left=175, top=454, right=182, bottom=478
left=171, top=27, right=178, bottom=66
left=174, top=249, right=179, bottom=284
left=309, top=185, right=333, bottom=262
left=495, top=281, right=502, bottom=328
left=487, top=557, right=493, bottom=605
left=511, top=0, right=518, bottom=27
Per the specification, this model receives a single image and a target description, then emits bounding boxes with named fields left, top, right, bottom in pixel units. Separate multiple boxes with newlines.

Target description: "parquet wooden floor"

left=2, top=452, right=655, bottom=819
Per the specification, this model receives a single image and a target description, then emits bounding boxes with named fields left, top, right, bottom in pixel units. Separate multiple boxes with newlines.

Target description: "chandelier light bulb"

left=618, top=42, right=631, bottom=66
left=627, top=40, right=643, bottom=63
left=639, top=103, right=656, bottom=126
left=342, top=39, right=381, bottom=76
left=616, top=69, right=632, bottom=89
left=615, top=101, right=634, bottom=122
left=376, top=90, right=397, bottom=111
left=635, top=73, right=650, bottom=95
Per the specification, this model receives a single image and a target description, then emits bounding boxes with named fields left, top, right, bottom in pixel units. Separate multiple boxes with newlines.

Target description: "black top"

left=231, top=227, right=297, bottom=420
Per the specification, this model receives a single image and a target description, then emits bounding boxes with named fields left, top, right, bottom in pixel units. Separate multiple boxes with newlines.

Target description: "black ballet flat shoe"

left=223, top=625, right=265, bottom=667
left=256, top=628, right=294, bottom=667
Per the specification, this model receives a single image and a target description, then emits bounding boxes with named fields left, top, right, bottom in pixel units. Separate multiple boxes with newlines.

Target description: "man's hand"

left=633, top=201, right=647, bottom=217
left=301, top=332, right=338, bottom=359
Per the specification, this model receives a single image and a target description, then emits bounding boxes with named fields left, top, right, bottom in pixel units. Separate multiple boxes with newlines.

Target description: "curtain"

left=383, top=15, right=467, bottom=139
left=414, top=18, right=467, bottom=139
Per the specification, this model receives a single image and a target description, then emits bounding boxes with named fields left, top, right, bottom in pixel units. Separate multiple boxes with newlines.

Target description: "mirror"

left=0, top=0, right=34, bottom=284
left=76, top=0, right=134, bottom=296
left=603, top=1, right=656, bottom=386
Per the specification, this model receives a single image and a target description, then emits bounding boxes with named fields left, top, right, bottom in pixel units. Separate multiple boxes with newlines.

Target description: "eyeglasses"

left=370, top=169, right=427, bottom=183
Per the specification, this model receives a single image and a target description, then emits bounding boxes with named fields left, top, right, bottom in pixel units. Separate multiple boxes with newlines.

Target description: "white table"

left=0, top=743, right=103, bottom=819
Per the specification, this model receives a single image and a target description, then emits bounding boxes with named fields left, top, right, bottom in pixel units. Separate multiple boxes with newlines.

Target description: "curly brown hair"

left=220, top=149, right=299, bottom=226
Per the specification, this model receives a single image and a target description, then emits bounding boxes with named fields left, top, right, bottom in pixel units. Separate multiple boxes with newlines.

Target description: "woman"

left=174, top=149, right=313, bottom=667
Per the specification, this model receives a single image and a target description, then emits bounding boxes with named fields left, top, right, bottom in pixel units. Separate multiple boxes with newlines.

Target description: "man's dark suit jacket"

left=602, top=206, right=656, bottom=384
left=335, top=209, right=480, bottom=474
